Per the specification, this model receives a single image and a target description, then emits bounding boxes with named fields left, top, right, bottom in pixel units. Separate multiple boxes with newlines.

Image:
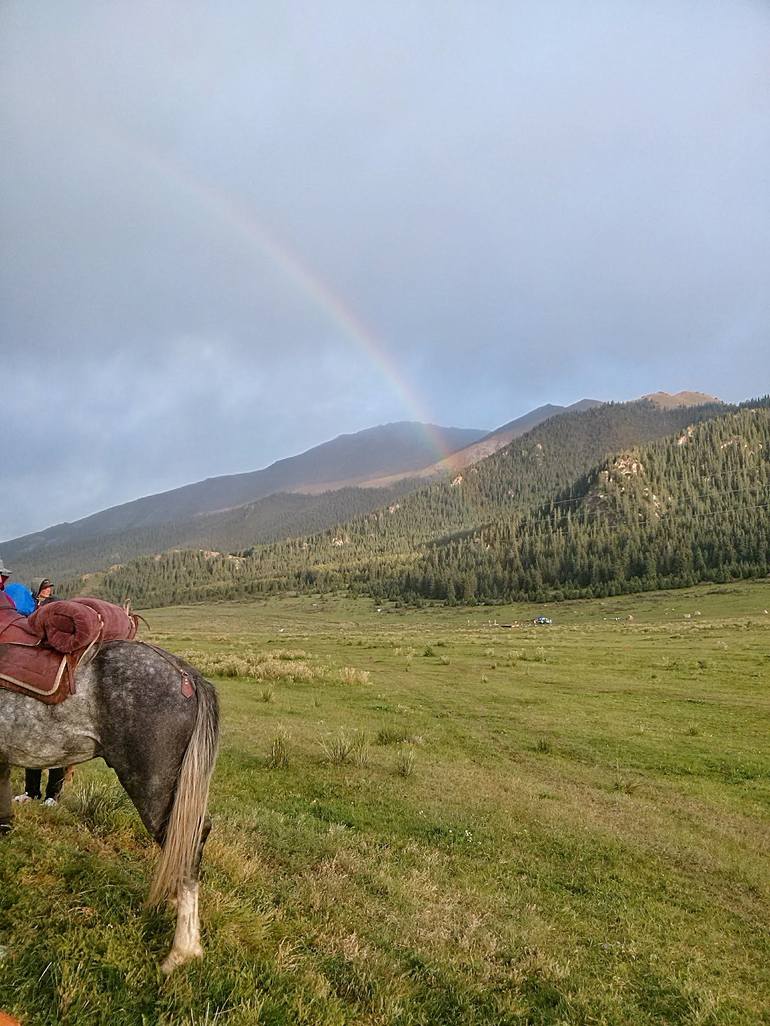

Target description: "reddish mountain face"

left=361, top=400, right=604, bottom=487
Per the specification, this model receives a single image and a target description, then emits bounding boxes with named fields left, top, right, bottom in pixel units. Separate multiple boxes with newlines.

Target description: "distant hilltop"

left=643, top=390, right=721, bottom=409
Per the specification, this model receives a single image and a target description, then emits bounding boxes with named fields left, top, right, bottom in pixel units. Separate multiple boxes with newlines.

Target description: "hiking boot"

left=43, top=797, right=58, bottom=808
left=12, top=793, right=37, bottom=804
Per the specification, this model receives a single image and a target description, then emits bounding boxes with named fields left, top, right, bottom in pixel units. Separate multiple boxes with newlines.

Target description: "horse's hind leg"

left=161, top=817, right=211, bottom=974
left=0, top=764, right=12, bottom=836
left=94, top=642, right=218, bottom=972
left=108, top=752, right=210, bottom=972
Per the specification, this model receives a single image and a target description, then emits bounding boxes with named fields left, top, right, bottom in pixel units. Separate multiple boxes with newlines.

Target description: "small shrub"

left=480, top=674, right=489, bottom=684
left=260, top=687, right=274, bottom=703
left=423, top=646, right=436, bottom=657
left=439, top=655, right=451, bottom=665
left=268, top=729, right=290, bottom=769
left=534, top=737, right=551, bottom=754
left=686, top=724, right=700, bottom=736
left=395, top=746, right=416, bottom=778
left=485, top=648, right=495, bottom=658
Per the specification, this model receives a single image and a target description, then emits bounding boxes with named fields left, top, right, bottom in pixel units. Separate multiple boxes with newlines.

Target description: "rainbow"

left=110, top=129, right=454, bottom=466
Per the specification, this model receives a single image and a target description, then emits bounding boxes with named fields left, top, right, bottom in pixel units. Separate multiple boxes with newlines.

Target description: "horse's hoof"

left=160, top=945, right=203, bottom=974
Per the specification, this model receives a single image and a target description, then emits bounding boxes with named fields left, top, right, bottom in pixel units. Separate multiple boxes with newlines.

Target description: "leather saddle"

left=0, top=598, right=139, bottom=705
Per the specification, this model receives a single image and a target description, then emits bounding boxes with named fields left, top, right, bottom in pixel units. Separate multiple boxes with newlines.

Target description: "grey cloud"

left=2, top=0, right=769, bottom=539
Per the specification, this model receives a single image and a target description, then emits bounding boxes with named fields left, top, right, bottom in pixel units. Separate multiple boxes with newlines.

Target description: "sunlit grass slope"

left=1, top=581, right=769, bottom=1025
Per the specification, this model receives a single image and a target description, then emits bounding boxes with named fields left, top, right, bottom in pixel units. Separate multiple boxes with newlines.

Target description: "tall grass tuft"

left=182, top=649, right=324, bottom=683
left=612, top=760, right=639, bottom=794
left=66, top=780, right=132, bottom=835
left=267, top=729, right=290, bottom=769
left=338, top=666, right=371, bottom=685
left=320, top=728, right=369, bottom=766
left=377, top=724, right=410, bottom=745
left=395, top=745, right=416, bottom=778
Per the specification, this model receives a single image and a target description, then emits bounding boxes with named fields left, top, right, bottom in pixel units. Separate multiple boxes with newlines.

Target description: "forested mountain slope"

left=388, top=403, right=770, bottom=603
left=88, top=397, right=733, bottom=607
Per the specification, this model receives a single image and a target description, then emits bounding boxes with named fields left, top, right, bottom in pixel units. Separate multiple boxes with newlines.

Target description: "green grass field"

left=1, top=581, right=769, bottom=1025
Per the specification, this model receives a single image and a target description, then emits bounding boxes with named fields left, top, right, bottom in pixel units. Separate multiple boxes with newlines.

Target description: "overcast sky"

left=2, top=1, right=769, bottom=540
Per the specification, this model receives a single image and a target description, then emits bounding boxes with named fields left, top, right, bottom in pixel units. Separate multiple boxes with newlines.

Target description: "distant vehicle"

left=534, top=616, right=552, bottom=625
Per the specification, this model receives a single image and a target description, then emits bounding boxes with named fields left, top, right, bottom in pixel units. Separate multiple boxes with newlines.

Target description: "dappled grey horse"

left=0, top=641, right=219, bottom=973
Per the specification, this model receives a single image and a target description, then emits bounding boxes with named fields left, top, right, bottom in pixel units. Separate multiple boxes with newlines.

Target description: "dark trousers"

left=25, top=767, right=66, bottom=801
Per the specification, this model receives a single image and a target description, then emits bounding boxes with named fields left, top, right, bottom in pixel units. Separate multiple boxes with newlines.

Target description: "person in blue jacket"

left=4, top=582, right=35, bottom=615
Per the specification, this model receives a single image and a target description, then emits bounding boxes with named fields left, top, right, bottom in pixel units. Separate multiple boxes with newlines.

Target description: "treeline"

left=82, top=400, right=770, bottom=608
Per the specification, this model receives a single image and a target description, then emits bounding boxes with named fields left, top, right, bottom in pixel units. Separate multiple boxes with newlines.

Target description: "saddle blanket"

left=0, top=597, right=139, bottom=705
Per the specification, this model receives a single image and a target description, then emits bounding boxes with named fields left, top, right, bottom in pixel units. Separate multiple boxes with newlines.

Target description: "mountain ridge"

left=86, top=395, right=739, bottom=607
left=2, top=421, right=485, bottom=573
left=6, top=392, right=731, bottom=590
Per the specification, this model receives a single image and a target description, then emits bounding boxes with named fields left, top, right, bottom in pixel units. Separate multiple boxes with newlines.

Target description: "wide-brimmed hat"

left=32, top=578, right=54, bottom=597
left=0, top=558, right=11, bottom=577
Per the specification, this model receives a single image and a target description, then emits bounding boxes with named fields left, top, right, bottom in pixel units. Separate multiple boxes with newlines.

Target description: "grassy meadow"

left=1, top=581, right=769, bottom=1025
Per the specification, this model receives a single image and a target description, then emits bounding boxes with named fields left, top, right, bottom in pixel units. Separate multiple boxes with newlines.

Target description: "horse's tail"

left=147, top=675, right=219, bottom=905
